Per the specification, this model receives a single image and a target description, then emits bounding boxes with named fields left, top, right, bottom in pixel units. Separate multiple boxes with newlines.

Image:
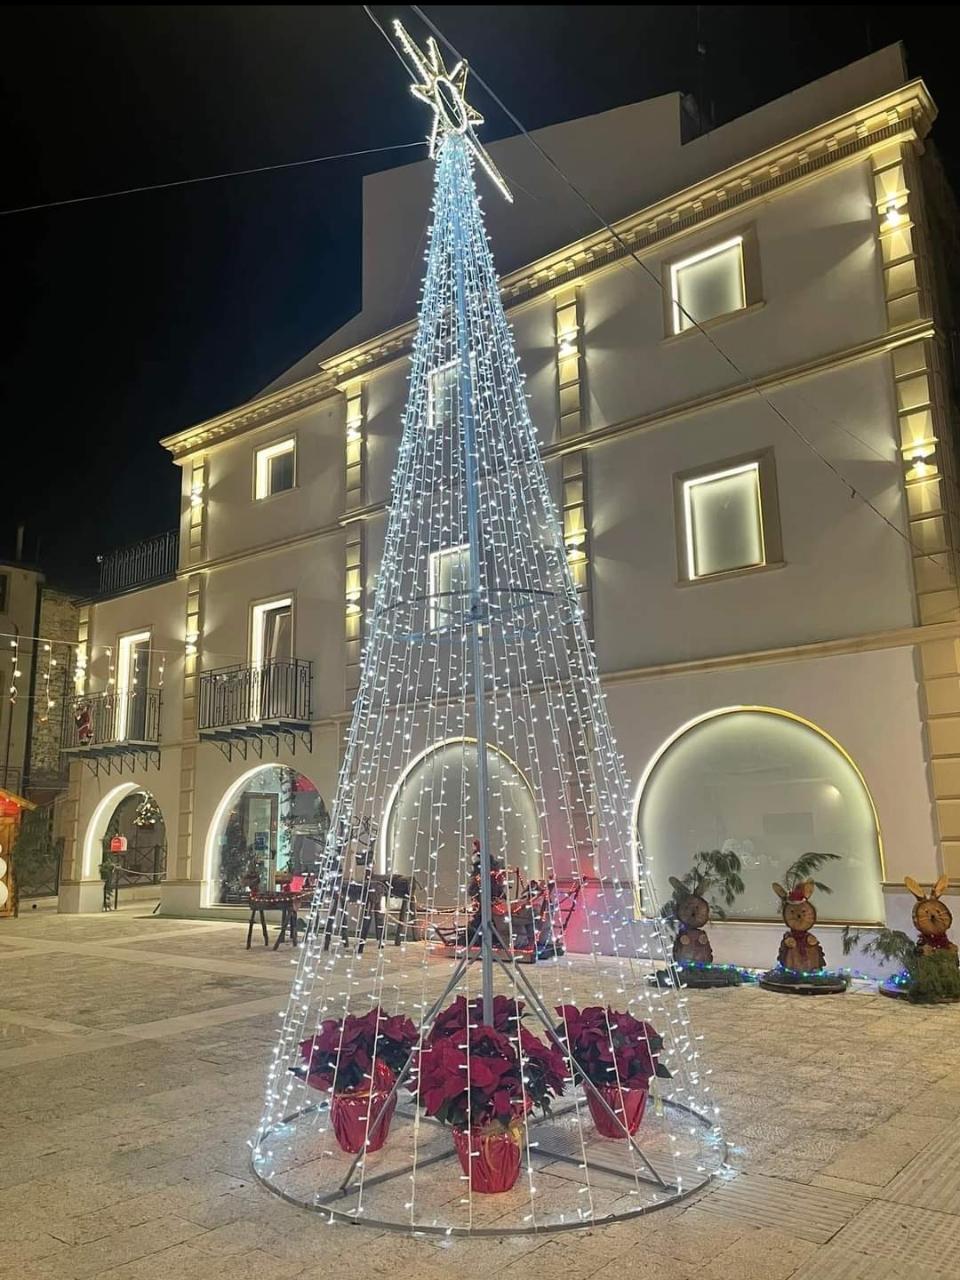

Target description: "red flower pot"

left=330, top=1062, right=397, bottom=1155
left=586, top=1083, right=647, bottom=1139
left=452, top=1121, right=523, bottom=1194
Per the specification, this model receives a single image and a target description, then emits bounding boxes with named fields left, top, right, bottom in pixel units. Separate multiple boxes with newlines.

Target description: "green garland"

left=908, top=951, right=960, bottom=1003
left=842, top=926, right=960, bottom=1003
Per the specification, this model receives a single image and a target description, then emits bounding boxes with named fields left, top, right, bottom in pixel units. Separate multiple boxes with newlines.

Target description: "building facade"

left=1, top=556, right=77, bottom=804
left=56, top=46, right=960, bottom=970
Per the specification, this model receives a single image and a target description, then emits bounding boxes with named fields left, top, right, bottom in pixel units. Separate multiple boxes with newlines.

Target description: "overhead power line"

left=0, top=139, right=424, bottom=217
left=405, top=3, right=945, bottom=573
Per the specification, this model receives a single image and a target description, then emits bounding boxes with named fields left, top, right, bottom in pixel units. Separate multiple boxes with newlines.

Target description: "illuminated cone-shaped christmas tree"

left=252, top=24, right=725, bottom=1234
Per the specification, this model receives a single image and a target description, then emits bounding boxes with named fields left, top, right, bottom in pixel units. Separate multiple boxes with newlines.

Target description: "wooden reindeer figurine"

left=904, top=875, right=959, bottom=962
left=773, top=879, right=826, bottom=973
left=668, top=876, right=714, bottom=966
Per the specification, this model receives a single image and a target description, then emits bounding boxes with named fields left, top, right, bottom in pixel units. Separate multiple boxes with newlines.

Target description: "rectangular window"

left=670, top=236, right=746, bottom=333
left=427, top=360, right=460, bottom=432
left=251, top=597, right=293, bottom=720
left=252, top=598, right=293, bottom=668
left=677, top=452, right=781, bottom=582
left=116, top=630, right=151, bottom=741
left=254, top=437, right=296, bottom=499
left=429, top=545, right=470, bottom=631
left=0, top=573, right=7, bottom=613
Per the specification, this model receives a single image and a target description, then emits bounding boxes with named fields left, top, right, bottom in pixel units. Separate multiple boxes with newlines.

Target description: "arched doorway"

left=635, top=707, right=884, bottom=923
left=206, top=765, right=329, bottom=905
left=81, top=783, right=167, bottom=889
left=382, top=739, right=541, bottom=907
left=105, top=790, right=166, bottom=888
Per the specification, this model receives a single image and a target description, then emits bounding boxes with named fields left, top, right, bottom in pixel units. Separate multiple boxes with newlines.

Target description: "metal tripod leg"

left=492, top=952, right=671, bottom=1191
left=335, top=946, right=475, bottom=1194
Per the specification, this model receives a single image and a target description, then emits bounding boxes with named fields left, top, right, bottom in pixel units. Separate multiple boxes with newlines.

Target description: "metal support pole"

left=450, top=138, right=495, bottom=1026
left=495, top=953, right=671, bottom=1190
left=335, top=944, right=476, bottom=1193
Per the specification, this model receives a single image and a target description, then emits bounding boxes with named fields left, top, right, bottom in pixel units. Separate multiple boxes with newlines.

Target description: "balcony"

left=97, top=530, right=179, bottom=598
left=197, top=659, right=313, bottom=759
left=62, top=689, right=163, bottom=774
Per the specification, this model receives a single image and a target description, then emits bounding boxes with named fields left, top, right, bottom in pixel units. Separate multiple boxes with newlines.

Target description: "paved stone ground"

left=3, top=902, right=960, bottom=1279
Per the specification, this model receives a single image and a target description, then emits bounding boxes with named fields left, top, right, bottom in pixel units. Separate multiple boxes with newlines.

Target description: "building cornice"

left=601, top=617, right=959, bottom=686
left=173, top=317, right=937, bottom=577
left=160, top=79, right=935, bottom=462
left=329, top=317, right=937, bottom=530
left=317, top=616, right=958, bottom=728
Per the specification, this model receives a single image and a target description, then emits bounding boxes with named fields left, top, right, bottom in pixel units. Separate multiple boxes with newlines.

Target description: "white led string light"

left=40, top=643, right=53, bottom=721
left=252, top=28, right=724, bottom=1230
left=8, top=636, right=21, bottom=706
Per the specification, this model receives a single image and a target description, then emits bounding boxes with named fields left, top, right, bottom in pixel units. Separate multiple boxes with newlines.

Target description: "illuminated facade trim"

left=160, top=83, right=935, bottom=463
left=632, top=704, right=886, bottom=889
left=669, top=235, right=745, bottom=334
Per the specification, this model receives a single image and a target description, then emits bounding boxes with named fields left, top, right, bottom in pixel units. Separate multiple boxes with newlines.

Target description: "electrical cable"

left=407, top=4, right=948, bottom=572
left=0, top=140, right=424, bottom=218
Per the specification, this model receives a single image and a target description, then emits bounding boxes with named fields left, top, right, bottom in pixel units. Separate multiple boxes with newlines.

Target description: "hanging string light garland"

left=8, top=636, right=20, bottom=706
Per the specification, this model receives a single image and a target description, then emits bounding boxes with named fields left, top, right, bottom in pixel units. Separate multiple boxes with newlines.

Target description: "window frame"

left=115, top=628, right=152, bottom=742
left=635, top=706, right=885, bottom=925
left=426, top=359, right=461, bottom=433
left=249, top=594, right=296, bottom=670
left=674, top=448, right=783, bottom=584
left=428, top=544, right=470, bottom=632
left=253, top=435, right=297, bottom=501
left=664, top=225, right=762, bottom=337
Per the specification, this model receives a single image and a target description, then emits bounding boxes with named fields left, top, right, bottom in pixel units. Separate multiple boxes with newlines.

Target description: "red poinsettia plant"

left=414, top=1000, right=566, bottom=1130
left=298, top=1007, right=418, bottom=1092
left=555, top=1005, right=671, bottom=1089
left=427, top=994, right=523, bottom=1043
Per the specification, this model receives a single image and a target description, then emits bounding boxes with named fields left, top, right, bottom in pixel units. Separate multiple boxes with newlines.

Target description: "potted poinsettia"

left=555, top=1005, right=671, bottom=1139
left=413, top=1008, right=565, bottom=1194
left=427, top=993, right=523, bottom=1042
left=298, top=1007, right=417, bottom=1155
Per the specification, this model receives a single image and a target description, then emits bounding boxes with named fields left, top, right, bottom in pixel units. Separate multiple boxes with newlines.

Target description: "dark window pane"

left=269, top=448, right=295, bottom=494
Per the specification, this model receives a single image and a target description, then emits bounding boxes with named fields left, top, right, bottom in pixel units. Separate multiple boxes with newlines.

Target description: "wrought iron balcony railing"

left=197, top=659, right=313, bottom=732
left=97, top=529, right=179, bottom=597
left=62, top=689, right=163, bottom=750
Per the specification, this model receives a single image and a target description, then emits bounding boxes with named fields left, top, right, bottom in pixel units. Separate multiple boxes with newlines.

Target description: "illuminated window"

left=254, top=437, right=296, bottom=499
left=427, top=360, right=460, bottom=432
left=116, top=630, right=151, bottom=741
left=429, top=545, right=470, bottom=631
left=252, top=598, right=293, bottom=668
left=207, top=764, right=325, bottom=905
left=251, top=597, right=293, bottom=720
left=670, top=236, right=746, bottom=333
left=677, top=452, right=780, bottom=582
left=637, top=708, right=884, bottom=924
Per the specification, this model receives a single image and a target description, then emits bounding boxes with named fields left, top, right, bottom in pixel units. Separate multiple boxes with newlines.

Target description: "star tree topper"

left=393, top=20, right=513, bottom=203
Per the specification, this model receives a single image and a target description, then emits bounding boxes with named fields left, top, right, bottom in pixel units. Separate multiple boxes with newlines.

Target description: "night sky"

left=2, top=5, right=956, bottom=591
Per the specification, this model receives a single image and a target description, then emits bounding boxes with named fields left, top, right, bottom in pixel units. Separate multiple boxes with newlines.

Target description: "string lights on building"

left=8, top=636, right=20, bottom=705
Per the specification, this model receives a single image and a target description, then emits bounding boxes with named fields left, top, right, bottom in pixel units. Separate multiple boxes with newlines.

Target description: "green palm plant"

left=783, top=851, right=841, bottom=896
left=662, top=849, right=745, bottom=923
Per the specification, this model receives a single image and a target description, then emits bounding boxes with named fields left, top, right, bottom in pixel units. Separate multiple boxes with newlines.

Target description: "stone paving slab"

left=791, top=1241, right=947, bottom=1280
left=830, top=1200, right=960, bottom=1274
left=1, top=908, right=960, bottom=1278
left=879, top=1115, right=960, bottom=1214
left=695, top=1172, right=867, bottom=1242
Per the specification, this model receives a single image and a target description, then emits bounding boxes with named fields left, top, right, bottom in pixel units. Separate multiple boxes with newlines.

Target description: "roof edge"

left=161, top=77, right=935, bottom=462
